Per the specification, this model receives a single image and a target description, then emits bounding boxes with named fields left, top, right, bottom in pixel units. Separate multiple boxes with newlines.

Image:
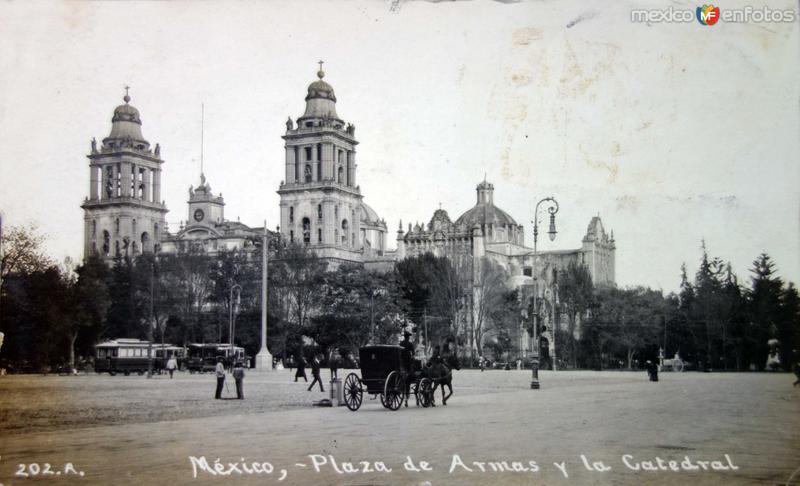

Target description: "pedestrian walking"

left=233, top=360, right=245, bottom=399
left=646, top=360, right=659, bottom=382
left=214, top=357, right=226, bottom=399
left=295, top=355, right=308, bottom=382
left=166, top=356, right=178, bottom=379
left=308, top=354, right=324, bottom=392
left=479, top=355, right=485, bottom=372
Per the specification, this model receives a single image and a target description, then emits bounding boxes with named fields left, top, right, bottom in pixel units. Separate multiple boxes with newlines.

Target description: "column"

left=285, top=145, right=296, bottom=183
left=322, top=143, right=334, bottom=181
left=100, top=165, right=108, bottom=200
left=153, top=168, right=161, bottom=203
left=121, top=162, right=131, bottom=197
left=112, top=164, right=119, bottom=198
left=347, top=151, right=356, bottom=187
left=90, top=165, right=99, bottom=200
left=311, top=145, right=318, bottom=182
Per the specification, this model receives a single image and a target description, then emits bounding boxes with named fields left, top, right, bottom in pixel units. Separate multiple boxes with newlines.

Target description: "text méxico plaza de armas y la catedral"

left=188, top=452, right=741, bottom=480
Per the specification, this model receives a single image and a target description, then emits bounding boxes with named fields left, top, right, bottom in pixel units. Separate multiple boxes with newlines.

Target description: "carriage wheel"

left=418, top=378, right=434, bottom=408
left=343, top=373, right=363, bottom=411
left=383, top=371, right=405, bottom=411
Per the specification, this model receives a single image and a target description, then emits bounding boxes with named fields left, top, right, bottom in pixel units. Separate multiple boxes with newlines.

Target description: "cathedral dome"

left=360, top=201, right=380, bottom=224
left=454, top=180, right=518, bottom=227
left=103, top=90, right=149, bottom=149
left=301, top=67, right=340, bottom=120
left=455, top=204, right=518, bottom=227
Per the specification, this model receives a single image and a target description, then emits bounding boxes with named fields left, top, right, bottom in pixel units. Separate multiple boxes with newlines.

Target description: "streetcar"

left=184, top=343, right=246, bottom=373
left=95, top=339, right=182, bottom=375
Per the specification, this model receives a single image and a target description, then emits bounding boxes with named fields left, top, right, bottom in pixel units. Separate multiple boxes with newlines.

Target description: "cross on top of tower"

left=123, top=85, right=131, bottom=104
left=317, top=60, right=325, bottom=79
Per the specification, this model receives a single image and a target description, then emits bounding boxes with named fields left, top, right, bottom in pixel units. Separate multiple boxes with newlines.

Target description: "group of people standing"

left=214, top=357, right=246, bottom=400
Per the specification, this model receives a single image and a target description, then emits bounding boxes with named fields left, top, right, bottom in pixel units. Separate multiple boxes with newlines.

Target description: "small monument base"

left=255, top=347, right=274, bottom=371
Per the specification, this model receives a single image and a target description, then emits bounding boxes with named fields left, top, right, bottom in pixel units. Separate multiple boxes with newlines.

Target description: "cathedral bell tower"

left=277, top=63, right=363, bottom=262
left=81, top=89, right=168, bottom=262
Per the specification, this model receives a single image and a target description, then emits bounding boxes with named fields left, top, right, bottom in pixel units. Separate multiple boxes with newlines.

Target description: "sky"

left=0, top=0, right=797, bottom=293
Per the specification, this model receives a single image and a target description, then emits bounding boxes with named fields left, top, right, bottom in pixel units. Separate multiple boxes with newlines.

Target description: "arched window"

left=304, top=165, right=312, bottom=183
left=115, top=240, right=120, bottom=257
left=141, top=232, right=149, bottom=251
left=132, top=219, right=137, bottom=236
left=102, top=230, right=110, bottom=256
left=105, top=166, right=114, bottom=198
left=341, top=220, right=349, bottom=246
left=302, top=218, right=311, bottom=244
left=92, top=220, right=97, bottom=237
left=289, top=206, right=294, bottom=223
left=115, top=218, right=120, bottom=234
left=337, top=166, right=344, bottom=183
left=317, top=204, right=322, bottom=220
left=318, top=228, right=322, bottom=243
left=154, top=223, right=159, bottom=240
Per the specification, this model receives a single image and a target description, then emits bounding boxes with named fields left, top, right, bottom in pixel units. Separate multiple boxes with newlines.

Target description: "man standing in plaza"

left=308, top=354, right=324, bottom=392
left=166, top=355, right=178, bottom=379
left=233, top=360, right=245, bottom=399
left=214, top=357, right=226, bottom=399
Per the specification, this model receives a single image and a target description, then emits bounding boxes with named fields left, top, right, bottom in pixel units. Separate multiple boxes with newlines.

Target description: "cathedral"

left=81, top=66, right=616, bottom=362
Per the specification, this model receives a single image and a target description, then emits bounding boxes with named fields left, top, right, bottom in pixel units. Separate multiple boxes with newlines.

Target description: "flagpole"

left=255, top=222, right=273, bottom=370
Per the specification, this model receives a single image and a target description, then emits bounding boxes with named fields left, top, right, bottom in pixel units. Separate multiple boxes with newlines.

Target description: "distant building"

left=397, top=180, right=616, bottom=361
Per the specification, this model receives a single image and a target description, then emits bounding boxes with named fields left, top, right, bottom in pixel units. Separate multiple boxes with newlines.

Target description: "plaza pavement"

left=0, top=369, right=798, bottom=485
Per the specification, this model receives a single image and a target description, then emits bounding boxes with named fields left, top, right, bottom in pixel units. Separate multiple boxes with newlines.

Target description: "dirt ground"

left=0, top=369, right=798, bottom=485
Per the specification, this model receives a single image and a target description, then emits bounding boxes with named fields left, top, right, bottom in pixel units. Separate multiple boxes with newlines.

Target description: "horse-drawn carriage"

left=343, top=344, right=459, bottom=411
left=343, top=345, right=434, bottom=411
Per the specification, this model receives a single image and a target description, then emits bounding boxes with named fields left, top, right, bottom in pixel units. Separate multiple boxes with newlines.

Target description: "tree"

left=311, top=264, right=406, bottom=354
left=270, top=244, right=326, bottom=354
left=485, top=288, right=521, bottom=362
left=780, top=283, right=800, bottom=368
left=160, top=247, right=215, bottom=343
left=471, top=257, right=509, bottom=359
left=558, top=261, right=593, bottom=368
left=747, top=253, right=784, bottom=370
left=587, top=286, right=664, bottom=369
left=1, top=223, right=54, bottom=279
left=67, top=255, right=111, bottom=367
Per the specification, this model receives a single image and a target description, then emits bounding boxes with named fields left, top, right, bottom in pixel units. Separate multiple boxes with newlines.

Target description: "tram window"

left=112, top=348, right=118, bottom=357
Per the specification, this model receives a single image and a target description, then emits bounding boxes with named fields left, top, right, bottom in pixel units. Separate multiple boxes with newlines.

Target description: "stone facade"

left=397, top=181, right=616, bottom=361
left=81, top=91, right=167, bottom=262
left=277, top=67, right=390, bottom=266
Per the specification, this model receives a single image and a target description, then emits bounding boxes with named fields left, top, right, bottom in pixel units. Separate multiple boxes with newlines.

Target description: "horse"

left=425, top=353, right=460, bottom=406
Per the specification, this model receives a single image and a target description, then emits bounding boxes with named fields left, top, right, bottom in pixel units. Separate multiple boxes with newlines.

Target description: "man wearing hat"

left=233, top=360, right=245, bottom=399
left=214, top=356, right=226, bottom=399
left=400, top=330, right=415, bottom=405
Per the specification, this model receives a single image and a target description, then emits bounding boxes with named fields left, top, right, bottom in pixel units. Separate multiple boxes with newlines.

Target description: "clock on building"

left=193, top=209, right=205, bottom=222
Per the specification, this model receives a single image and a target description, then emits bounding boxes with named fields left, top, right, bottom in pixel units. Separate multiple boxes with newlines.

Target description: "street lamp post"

left=229, top=283, right=242, bottom=367
left=530, top=197, right=559, bottom=390
left=147, top=255, right=156, bottom=379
